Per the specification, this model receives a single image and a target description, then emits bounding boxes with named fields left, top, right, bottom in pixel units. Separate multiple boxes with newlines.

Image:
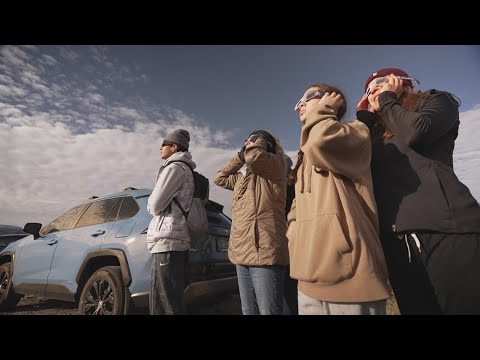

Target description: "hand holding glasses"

left=245, top=134, right=259, bottom=144
left=238, top=145, right=246, bottom=163
left=365, top=76, right=420, bottom=97
left=294, top=90, right=326, bottom=111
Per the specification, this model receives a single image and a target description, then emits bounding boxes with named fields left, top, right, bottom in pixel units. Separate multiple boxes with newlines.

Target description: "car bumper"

left=130, top=275, right=238, bottom=309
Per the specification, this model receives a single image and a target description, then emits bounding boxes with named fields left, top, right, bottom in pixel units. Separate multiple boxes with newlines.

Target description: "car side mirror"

left=23, top=223, right=42, bottom=238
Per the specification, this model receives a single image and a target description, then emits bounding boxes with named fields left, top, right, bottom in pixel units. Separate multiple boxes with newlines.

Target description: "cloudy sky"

left=1, top=45, right=479, bottom=227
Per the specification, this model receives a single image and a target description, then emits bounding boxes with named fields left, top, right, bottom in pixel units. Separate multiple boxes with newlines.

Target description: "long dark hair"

left=288, top=150, right=303, bottom=185
left=308, top=83, right=347, bottom=120
left=288, top=83, right=347, bottom=185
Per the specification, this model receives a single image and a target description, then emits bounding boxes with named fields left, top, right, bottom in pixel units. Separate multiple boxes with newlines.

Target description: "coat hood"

left=164, top=151, right=196, bottom=170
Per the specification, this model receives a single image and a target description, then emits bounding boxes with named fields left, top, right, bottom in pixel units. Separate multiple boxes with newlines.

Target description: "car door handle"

left=48, top=240, right=58, bottom=246
left=91, top=230, right=105, bottom=237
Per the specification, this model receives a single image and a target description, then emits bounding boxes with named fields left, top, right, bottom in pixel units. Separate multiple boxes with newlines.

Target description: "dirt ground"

left=0, top=291, right=243, bottom=315
left=1, top=291, right=399, bottom=315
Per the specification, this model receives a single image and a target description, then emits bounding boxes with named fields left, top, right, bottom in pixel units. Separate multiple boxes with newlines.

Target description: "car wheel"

left=78, top=266, right=125, bottom=315
left=0, top=262, right=23, bottom=311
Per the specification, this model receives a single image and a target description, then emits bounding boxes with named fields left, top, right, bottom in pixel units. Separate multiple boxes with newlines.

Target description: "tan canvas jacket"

left=214, top=137, right=289, bottom=266
left=287, top=107, right=390, bottom=302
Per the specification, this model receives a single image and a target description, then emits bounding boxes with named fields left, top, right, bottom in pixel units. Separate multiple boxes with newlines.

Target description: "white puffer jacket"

left=146, top=151, right=195, bottom=253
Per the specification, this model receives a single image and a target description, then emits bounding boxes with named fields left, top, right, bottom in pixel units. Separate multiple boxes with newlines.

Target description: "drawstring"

left=404, top=235, right=412, bottom=263
left=411, top=233, right=422, bottom=254
left=403, top=233, right=422, bottom=263
left=306, top=160, right=312, bottom=193
left=300, top=159, right=305, bottom=193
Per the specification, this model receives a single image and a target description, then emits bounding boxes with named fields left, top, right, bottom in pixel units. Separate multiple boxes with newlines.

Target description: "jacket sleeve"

left=300, top=106, right=371, bottom=181
left=147, top=164, right=186, bottom=216
left=286, top=198, right=296, bottom=243
left=378, top=91, right=459, bottom=148
left=213, top=154, right=245, bottom=191
left=244, top=137, right=285, bottom=181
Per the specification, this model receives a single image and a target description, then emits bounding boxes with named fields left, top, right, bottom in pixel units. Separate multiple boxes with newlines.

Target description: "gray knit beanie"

left=164, top=129, right=190, bottom=151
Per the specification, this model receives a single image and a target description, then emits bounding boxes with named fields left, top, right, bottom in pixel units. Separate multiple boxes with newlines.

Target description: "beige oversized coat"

left=287, top=106, right=390, bottom=303
left=214, top=137, right=289, bottom=266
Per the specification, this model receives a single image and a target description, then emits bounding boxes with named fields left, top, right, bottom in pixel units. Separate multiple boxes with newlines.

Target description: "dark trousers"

left=382, top=231, right=480, bottom=315
left=150, top=251, right=188, bottom=315
left=283, top=265, right=298, bottom=315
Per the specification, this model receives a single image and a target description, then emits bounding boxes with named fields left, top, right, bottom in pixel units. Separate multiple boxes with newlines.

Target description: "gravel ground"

left=0, top=295, right=78, bottom=315
left=1, top=291, right=399, bottom=315
left=0, top=292, right=243, bottom=315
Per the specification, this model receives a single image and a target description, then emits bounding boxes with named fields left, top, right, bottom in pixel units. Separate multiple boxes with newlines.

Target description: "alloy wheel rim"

left=83, top=279, right=115, bottom=315
left=0, top=270, right=9, bottom=300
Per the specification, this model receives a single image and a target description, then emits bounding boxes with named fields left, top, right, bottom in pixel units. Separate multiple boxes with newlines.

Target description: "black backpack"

left=169, top=161, right=210, bottom=249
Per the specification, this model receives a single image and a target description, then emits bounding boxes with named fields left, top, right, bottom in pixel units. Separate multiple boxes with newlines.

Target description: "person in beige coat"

left=287, top=83, right=390, bottom=315
left=214, top=130, right=289, bottom=315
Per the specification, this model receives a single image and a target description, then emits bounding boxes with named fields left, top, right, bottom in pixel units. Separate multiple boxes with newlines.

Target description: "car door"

left=12, top=205, right=88, bottom=297
left=45, top=197, right=121, bottom=299
left=188, top=210, right=234, bottom=282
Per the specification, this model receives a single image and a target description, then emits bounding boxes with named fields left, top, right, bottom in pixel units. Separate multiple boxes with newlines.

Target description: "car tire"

left=78, top=266, right=125, bottom=315
left=0, top=262, right=23, bottom=311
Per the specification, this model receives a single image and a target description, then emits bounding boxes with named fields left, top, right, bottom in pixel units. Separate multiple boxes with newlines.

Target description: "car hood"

left=0, top=224, right=27, bottom=236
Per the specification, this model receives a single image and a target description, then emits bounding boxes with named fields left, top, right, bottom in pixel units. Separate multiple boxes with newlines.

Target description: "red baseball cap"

left=364, top=68, right=413, bottom=92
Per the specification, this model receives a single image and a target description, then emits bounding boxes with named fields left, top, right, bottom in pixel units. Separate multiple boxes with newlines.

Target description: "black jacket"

left=371, top=89, right=480, bottom=235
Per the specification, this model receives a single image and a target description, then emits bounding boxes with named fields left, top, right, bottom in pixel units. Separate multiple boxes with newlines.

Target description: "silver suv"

left=0, top=188, right=235, bottom=315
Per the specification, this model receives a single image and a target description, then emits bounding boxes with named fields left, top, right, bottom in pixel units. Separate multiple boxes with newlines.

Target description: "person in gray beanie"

left=163, top=129, right=190, bottom=151
left=146, top=128, right=195, bottom=315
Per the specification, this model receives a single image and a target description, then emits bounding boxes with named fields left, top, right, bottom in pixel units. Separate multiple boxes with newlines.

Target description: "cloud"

left=89, top=45, right=109, bottom=63
left=0, top=46, right=236, bottom=226
left=40, top=54, right=59, bottom=67
left=0, top=116, right=236, bottom=227
left=59, top=47, right=80, bottom=61
left=1, top=45, right=478, bottom=232
left=453, top=107, right=480, bottom=202
left=0, top=74, right=15, bottom=85
left=0, top=84, right=27, bottom=98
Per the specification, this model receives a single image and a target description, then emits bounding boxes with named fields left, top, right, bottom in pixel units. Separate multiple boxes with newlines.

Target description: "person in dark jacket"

left=357, top=67, right=480, bottom=314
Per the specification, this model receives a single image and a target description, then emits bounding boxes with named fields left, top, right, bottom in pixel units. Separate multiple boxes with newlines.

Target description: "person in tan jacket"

left=214, top=130, right=289, bottom=315
left=287, top=83, right=390, bottom=315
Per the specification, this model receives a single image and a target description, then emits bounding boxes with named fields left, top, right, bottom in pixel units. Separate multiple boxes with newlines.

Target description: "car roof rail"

left=88, top=196, right=99, bottom=200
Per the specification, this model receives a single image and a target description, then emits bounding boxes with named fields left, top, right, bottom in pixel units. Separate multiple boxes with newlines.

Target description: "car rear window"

left=117, top=196, right=140, bottom=220
left=75, top=198, right=121, bottom=228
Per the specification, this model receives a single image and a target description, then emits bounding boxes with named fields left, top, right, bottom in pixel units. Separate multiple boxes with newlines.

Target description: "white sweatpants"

left=298, top=290, right=386, bottom=315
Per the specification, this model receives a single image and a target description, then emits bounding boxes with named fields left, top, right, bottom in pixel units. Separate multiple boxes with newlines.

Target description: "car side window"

left=42, top=205, right=89, bottom=235
left=75, top=198, right=121, bottom=229
left=117, top=196, right=140, bottom=220
left=105, top=198, right=122, bottom=222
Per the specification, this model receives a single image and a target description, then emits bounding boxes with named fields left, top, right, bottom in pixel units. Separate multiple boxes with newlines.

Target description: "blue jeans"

left=236, top=265, right=285, bottom=315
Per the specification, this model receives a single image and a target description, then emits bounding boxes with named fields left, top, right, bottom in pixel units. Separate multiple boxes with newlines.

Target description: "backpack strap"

left=168, top=160, right=194, bottom=219
left=173, top=198, right=188, bottom=218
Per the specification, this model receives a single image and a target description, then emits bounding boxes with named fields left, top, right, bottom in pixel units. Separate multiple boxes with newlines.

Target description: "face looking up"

left=295, top=87, right=326, bottom=123
left=160, top=141, right=177, bottom=160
